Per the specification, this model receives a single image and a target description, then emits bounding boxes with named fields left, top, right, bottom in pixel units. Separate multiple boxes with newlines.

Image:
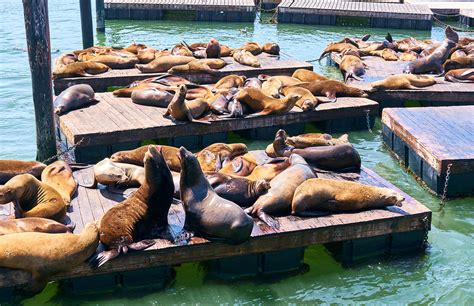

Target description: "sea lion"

left=245, top=154, right=315, bottom=228
left=294, top=80, right=367, bottom=102
left=196, top=143, right=248, bottom=172
left=0, top=160, right=46, bottom=184
left=318, top=42, right=356, bottom=60
left=123, top=43, right=148, bottom=54
left=52, top=61, right=110, bottom=79
left=206, top=38, right=221, bottom=58
left=171, top=43, right=193, bottom=57
left=369, top=74, right=436, bottom=91
left=239, top=42, right=262, bottom=55
left=110, top=145, right=180, bottom=171
left=369, top=48, right=398, bottom=61
left=168, top=59, right=226, bottom=75
left=219, top=156, right=258, bottom=177
left=208, top=92, right=231, bottom=114
left=214, top=75, right=246, bottom=90
left=87, top=54, right=139, bottom=69
left=244, top=157, right=291, bottom=182
left=292, top=69, right=329, bottom=82
left=259, top=75, right=303, bottom=88
left=286, top=133, right=349, bottom=148
left=445, top=68, right=474, bottom=83
left=164, top=84, right=211, bottom=124
left=235, top=87, right=301, bottom=117
left=281, top=86, right=318, bottom=111
left=395, top=37, right=423, bottom=53
left=41, top=161, right=77, bottom=206
left=0, top=217, right=74, bottom=236
left=334, top=53, right=366, bottom=82
left=291, top=178, right=404, bottom=216
left=261, top=76, right=282, bottom=98
left=272, top=129, right=361, bottom=171
left=179, top=147, right=253, bottom=244
left=450, top=49, right=467, bottom=61
left=136, top=55, right=195, bottom=73
left=404, top=26, right=459, bottom=74
left=443, top=56, right=474, bottom=73
left=233, top=50, right=261, bottom=67
left=0, top=221, right=99, bottom=293
left=220, top=44, right=233, bottom=57
left=92, top=146, right=174, bottom=267
left=54, top=52, right=77, bottom=68
left=207, top=173, right=270, bottom=207
left=137, top=47, right=157, bottom=64
left=262, top=42, right=280, bottom=55
left=399, top=51, right=420, bottom=62
left=0, top=174, right=67, bottom=222
left=53, top=84, right=98, bottom=115
left=131, top=88, right=174, bottom=107
left=83, top=158, right=144, bottom=188
left=244, top=77, right=262, bottom=88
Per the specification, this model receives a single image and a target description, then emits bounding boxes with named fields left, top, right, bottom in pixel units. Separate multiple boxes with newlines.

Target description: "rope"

left=41, top=137, right=85, bottom=164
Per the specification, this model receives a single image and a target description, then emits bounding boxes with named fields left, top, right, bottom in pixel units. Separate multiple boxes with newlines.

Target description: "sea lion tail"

left=361, top=34, right=371, bottom=42
left=385, top=33, right=393, bottom=43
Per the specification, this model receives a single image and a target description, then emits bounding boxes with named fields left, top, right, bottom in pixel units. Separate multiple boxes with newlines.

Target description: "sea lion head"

left=273, top=129, right=292, bottom=156
left=300, top=99, right=317, bottom=112
left=0, top=185, right=14, bottom=204
left=379, top=188, right=405, bottom=207
left=178, top=84, right=188, bottom=99
left=178, top=146, right=204, bottom=186
left=54, top=105, right=66, bottom=115
left=144, top=145, right=172, bottom=189
left=445, top=26, right=459, bottom=43
left=95, top=159, right=128, bottom=185
left=287, top=94, right=302, bottom=104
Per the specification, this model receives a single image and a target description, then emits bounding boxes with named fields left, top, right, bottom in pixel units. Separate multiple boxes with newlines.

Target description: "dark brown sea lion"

left=136, top=55, right=195, bottom=73
left=272, top=129, right=361, bottom=171
left=0, top=221, right=99, bottom=293
left=41, top=161, right=77, bottom=206
left=404, top=26, right=459, bottom=74
left=294, top=80, right=367, bottom=102
left=131, top=88, right=174, bottom=107
left=450, top=49, right=467, bottom=60
left=233, top=50, right=261, bottom=67
left=235, top=87, right=301, bottom=117
left=292, top=69, right=329, bottom=82
left=179, top=147, right=253, bottom=243
left=0, top=174, right=67, bottom=222
left=245, top=154, right=315, bottom=228
left=0, top=217, right=74, bottom=236
left=291, top=178, right=404, bottom=217
left=281, top=86, right=318, bottom=111
left=207, top=173, right=270, bottom=207
left=110, top=145, right=180, bottom=171
left=196, top=143, right=248, bottom=172
left=445, top=68, right=474, bottom=83
left=443, top=56, right=474, bottom=73
left=369, top=74, right=436, bottom=91
left=214, top=75, right=246, bottom=90
left=208, top=92, right=231, bottom=114
left=395, top=37, right=423, bottom=53
left=164, top=84, right=211, bottom=124
left=206, top=38, right=221, bottom=58
left=92, top=146, right=174, bottom=267
left=0, top=160, right=46, bottom=184
left=54, top=84, right=98, bottom=115
left=262, top=42, right=280, bottom=55
left=52, top=61, right=110, bottom=79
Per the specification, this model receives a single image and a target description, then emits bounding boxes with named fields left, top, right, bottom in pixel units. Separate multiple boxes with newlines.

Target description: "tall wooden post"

left=96, top=0, right=105, bottom=32
left=22, top=0, right=57, bottom=163
left=80, top=0, right=94, bottom=48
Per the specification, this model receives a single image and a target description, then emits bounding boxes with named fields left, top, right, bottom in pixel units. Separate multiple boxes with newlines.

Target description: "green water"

left=1, top=1, right=473, bottom=304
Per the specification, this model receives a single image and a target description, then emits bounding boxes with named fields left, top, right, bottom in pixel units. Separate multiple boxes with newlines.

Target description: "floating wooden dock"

left=341, top=56, right=474, bottom=107
left=56, top=93, right=378, bottom=163
left=277, top=0, right=433, bottom=30
left=460, top=9, right=474, bottom=27
left=53, top=53, right=312, bottom=94
left=382, top=106, right=474, bottom=197
left=104, top=0, right=256, bottom=22
left=0, top=165, right=431, bottom=290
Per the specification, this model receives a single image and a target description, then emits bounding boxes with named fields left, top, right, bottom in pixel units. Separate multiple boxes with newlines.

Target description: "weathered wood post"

left=22, top=0, right=57, bottom=162
left=96, top=0, right=105, bottom=32
left=80, top=0, right=94, bottom=48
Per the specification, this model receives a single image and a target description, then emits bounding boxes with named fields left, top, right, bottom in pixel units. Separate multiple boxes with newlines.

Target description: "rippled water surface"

left=1, top=1, right=473, bottom=304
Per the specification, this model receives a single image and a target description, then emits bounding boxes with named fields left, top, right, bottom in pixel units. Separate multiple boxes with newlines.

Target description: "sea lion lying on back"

left=234, top=87, right=301, bottom=117
left=369, top=74, right=436, bottom=91
left=443, top=56, right=474, bottom=73
left=110, top=145, right=180, bottom=171
left=54, top=84, right=98, bottom=115
left=291, top=178, right=404, bottom=217
left=0, top=217, right=74, bottom=236
left=0, top=160, right=46, bottom=184
left=444, top=68, right=474, bottom=83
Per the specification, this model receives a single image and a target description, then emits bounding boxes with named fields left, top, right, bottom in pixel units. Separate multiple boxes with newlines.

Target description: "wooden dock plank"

left=0, top=165, right=431, bottom=287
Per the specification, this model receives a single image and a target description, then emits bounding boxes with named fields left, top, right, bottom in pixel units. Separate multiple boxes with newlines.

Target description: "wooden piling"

left=96, top=0, right=105, bottom=32
left=22, top=0, right=57, bottom=162
left=79, top=0, right=94, bottom=48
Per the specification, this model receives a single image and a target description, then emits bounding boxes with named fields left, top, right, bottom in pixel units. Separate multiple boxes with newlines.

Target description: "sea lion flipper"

left=361, top=34, right=371, bottom=42
left=257, top=210, right=280, bottom=229
left=325, top=92, right=337, bottom=103
left=89, top=248, right=120, bottom=268
left=385, top=33, right=393, bottom=43
left=128, top=239, right=155, bottom=251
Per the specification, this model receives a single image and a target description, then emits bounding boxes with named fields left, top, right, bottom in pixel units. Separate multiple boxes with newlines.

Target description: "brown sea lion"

left=92, top=146, right=174, bottom=267
left=272, top=129, right=361, bottom=171
left=334, top=53, right=366, bottom=82
left=164, top=84, right=211, bottom=124
left=52, top=61, right=110, bottom=79
left=0, top=221, right=99, bottom=293
left=294, top=80, right=367, bottom=102
left=206, top=38, right=221, bottom=58
left=0, top=217, right=74, bottom=235
left=123, top=43, right=148, bottom=54
left=131, top=88, right=174, bottom=107
left=168, top=59, right=226, bottom=75
left=235, top=87, right=301, bottom=117
left=261, top=76, right=282, bottom=98
left=41, top=161, right=77, bottom=206
left=395, top=37, right=423, bottom=53
left=0, top=160, right=46, bottom=184
left=318, top=42, right=356, bottom=60
left=137, top=47, right=157, bottom=64
left=207, top=173, right=270, bottom=207
left=240, top=42, right=262, bottom=55
left=196, top=143, right=248, bottom=172
left=399, top=51, right=420, bottom=62
left=54, top=52, right=77, bottom=68
left=113, top=80, right=172, bottom=98
left=136, top=56, right=195, bottom=73
left=220, top=44, right=233, bottom=57
left=450, top=49, right=467, bottom=60
left=369, top=74, right=436, bottom=91
left=245, top=154, right=315, bottom=228
left=219, top=156, right=258, bottom=177
left=262, top=42, right=280, bottom=55
left=445, top=68, right=474, bottom=83
left=281, top=86, right=318, bottom=111
left=214, top=75, right=246, bottom=90
left=259, top=75, right=304, bottom=88
left=292, top=69, right=329, bottom=82
left=0, top=174, right=67, bottom=222
left=110, top=145, right=180, bottom=171
left=244, top=157, right=291, bottom=182
left=54, top=84, right=98, bottom=115
left=233, top=50, right=261, bottom=67
left=291, top=178, right=404, bottom=217
left=87, top=54, right=139, bottom=69
left=369, top=48, right=398, bottom=61
left=171, top=43, right=193, bottom=57
left=443, top=56, right=474, bottom=73
left=286, top=133, right=349, bottom=148
left=404, top=26, right=459, bottom=74
left=179, top=147, right=253, bottom=243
